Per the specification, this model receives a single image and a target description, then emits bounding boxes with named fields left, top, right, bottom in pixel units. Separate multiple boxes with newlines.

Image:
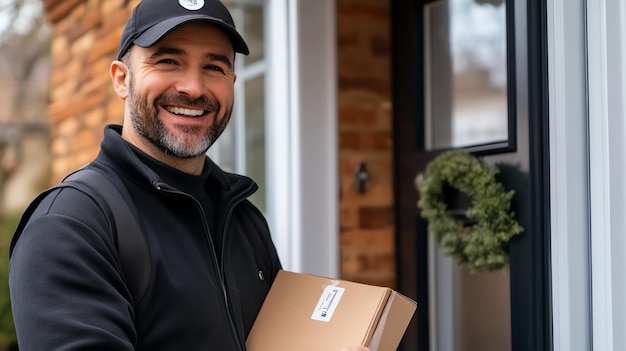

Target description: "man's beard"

left=127, top=75, right=232, bottom=159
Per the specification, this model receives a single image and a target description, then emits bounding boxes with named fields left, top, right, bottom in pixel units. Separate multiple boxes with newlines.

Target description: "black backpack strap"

left=10, top=188, right=59, bottom=255
left=10, top=168, right=150, bottom=305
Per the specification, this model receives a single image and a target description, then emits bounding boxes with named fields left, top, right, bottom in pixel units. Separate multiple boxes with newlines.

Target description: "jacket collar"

left=96, top=124, right=258, bottom=199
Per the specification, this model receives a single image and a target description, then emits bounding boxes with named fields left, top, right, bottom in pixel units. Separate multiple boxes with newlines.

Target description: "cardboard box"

left=246, top=270, right=417, bottom=351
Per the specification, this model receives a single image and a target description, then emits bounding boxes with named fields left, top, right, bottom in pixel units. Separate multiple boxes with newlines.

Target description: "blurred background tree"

left=0, top=0, right=52, bottom=215
left=0, top=213, right=19, bottom=350
left=0, top=0, right=51, bottom=349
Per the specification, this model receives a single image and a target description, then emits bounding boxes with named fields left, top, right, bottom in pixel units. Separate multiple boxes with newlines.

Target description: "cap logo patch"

left=178, top=0, right=204, bottom=11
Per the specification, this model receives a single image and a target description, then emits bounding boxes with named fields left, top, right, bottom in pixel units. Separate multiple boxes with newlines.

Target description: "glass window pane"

left=225, top=1, right=264, bottom=66
left=424, top=0, right=508, bottom=150
left=214, top=0, right=267, bottom=212
left=245, top=75, right=266, bottom=211
left=214, top=120, right=237, bottom=173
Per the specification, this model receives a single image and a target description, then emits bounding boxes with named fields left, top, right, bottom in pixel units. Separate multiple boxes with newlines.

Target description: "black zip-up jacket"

left=9, top=125, right=282, bottom=350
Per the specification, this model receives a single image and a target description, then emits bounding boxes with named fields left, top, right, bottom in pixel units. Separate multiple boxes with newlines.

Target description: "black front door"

left=391, top=0, right=551, bottom=350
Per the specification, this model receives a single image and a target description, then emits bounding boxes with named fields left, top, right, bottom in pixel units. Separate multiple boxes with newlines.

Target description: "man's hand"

left=340, top=347, right=370, bottom=351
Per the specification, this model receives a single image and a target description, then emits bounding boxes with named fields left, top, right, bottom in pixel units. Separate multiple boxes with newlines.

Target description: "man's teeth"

left=165, top=106, right=205, bottom=117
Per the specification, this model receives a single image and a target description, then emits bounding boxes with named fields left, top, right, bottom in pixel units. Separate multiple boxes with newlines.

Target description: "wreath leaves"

left=417, top=149, right=523, bottom=272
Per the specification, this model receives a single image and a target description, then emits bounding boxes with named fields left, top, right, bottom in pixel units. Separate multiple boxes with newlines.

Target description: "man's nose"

left=175, top=70, right=206, bottom=99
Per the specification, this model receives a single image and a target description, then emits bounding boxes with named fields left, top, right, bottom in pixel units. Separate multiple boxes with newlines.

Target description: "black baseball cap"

left=117, top=0, right=249, bottom=60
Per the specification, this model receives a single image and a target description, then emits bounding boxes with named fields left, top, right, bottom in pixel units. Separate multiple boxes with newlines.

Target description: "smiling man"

left=8, top=0, right=370, bottom=350
left=113, top=21, right=236, bottom=174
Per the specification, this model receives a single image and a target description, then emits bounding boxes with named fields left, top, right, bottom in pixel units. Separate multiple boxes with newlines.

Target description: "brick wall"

left=337, top=0, right=395, bottom=288
left=43, top=0, right=137, bottom=184
left=43, top=0, right=396, bottom=287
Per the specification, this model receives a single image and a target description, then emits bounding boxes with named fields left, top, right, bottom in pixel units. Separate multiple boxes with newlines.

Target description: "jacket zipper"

left=219, top=182, right=258, bottom=351
left=157, top=185, right=249, bottom=351
left=219, top=181, right=257, bottom=277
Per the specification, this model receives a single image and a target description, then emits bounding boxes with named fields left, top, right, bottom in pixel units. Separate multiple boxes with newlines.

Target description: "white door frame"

left=549, top=0, right=626, bottom=349
left=266, top=0, right=339, bottom=278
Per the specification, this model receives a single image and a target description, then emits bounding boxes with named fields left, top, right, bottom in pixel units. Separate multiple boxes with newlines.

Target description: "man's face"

left=125, top=22, right=236, bottom=159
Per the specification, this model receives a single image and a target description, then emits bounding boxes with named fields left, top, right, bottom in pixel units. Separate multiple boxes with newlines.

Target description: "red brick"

left=359, top=206, right=394, bottom=229
left=339, top=103, right=377, bottom=127
left=339, top=130, right=392, bottom=152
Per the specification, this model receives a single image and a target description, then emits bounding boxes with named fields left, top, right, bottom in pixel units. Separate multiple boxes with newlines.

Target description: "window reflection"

left=207, top=0, right=267, bottom=212
left=424, top=0, right=508, bottom=150
left=245, top=75, right=266, bottom=211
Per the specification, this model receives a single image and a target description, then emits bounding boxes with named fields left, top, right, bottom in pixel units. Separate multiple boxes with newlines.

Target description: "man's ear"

left=111, top=60, right=130, bottom=100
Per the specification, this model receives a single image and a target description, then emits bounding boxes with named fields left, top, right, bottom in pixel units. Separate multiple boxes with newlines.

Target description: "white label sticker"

left=311, top=286, right=345, bottom=322
left=179, top=0, right=204, bottom=11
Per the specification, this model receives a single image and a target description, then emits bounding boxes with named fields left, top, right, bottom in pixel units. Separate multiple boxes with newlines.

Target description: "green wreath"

left=417, top=149, right=523, bottom=272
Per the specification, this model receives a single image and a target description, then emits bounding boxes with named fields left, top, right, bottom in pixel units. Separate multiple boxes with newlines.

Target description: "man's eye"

left=157, top=59, right=178, bottom=65
left=206, top=65, right=225, bottom=74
